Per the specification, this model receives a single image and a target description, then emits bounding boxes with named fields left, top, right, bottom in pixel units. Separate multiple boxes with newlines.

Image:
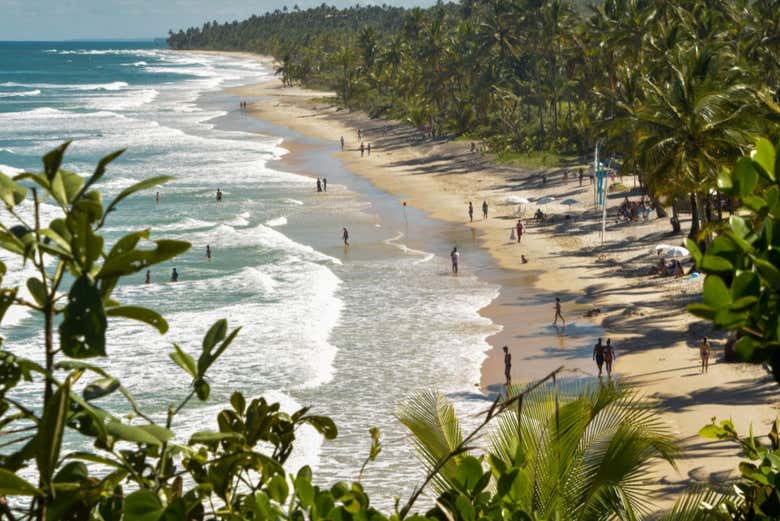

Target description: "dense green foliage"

left=688, top=137, right=780, bottom=381
left=167, top=0, right=780, bottom=237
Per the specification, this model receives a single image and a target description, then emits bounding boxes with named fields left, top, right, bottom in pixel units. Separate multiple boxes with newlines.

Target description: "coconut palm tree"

left=397, top=382, right=678, bottom=519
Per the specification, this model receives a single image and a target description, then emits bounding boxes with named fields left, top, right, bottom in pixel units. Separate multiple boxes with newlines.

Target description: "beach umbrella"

left=537, top=195, right=555, bottom=205
left=505, top=195, right=530, bottom=205
left=653, top=244, right=689, bottom=258
left=560, top=198, right=578, bottom=207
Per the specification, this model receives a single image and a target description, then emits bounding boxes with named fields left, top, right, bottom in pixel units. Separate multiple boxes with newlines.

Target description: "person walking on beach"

left=578, top=168, right=584, bottom=186
left=482, top=200, right=488, bottom=220
left=367, top=143, right=371, bottom=156
left=516, top=220, right=524, bottom=243
left=450, top=246, right=459, bottom=274
left=360, top=142, right=365, bottom=157
left=340, top=136, right=344, bottom=150
left=605, top=338, right=616, bottom=378
left=317, top=178, right=322, bottom=192
left=342, top=227, right=349, bottom=247
left=170, top=268, right=179, bottom=283
left=503, top=346, right=512, bottom=388
left=323, top=178, right=327, bottom=192
left=357, top=128, right=362, bottom=141
left=700, top=337, right=711, bottom=374
left=593, top=338, right=604, bottom=377
left=553, top=297, right=565, bottom=327
left=206, top=244, right=212, bottom=261
left=468, top=201, right=474, bottom=222
left=216, top=188, right=223, bottom=202
left=145, top=270, right=151, bottom=284
left=155, top=191, right=160, bottom=204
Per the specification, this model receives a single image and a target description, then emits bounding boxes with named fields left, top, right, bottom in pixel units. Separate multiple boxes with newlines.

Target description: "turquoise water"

left=0, top=41, right=499, bottom=503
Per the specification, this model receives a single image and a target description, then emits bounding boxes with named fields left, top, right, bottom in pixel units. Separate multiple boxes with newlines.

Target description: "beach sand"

left=227, top=74, right=780, bottom=507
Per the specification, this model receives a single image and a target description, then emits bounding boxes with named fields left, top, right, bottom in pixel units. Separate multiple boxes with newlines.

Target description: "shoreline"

left=217, top=55, right=780, bottom=506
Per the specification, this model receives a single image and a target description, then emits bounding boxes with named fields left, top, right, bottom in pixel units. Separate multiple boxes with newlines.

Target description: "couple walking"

left=593, top=338, right=616, bottom=378
left=467, top=201, right=489, bottom=222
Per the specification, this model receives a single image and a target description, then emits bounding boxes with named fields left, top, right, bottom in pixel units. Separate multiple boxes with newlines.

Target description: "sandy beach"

left=225, top=69, right=780, bottom=505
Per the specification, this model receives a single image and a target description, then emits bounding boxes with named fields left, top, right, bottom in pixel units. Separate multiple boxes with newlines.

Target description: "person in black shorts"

left=503, top=345, right=511, bottom=388
left=593, top=338, right=604, bottom=377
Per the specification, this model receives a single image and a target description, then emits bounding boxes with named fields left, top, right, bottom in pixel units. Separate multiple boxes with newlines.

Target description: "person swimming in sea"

left=216, top=188, right=223, bottom=202
left=170, top=268, right=179, bottom=282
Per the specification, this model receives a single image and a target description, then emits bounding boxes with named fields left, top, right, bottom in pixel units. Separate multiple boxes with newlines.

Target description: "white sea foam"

left=0, top=89, right=41, bottom=97
left=1, top=81, right=128, bottom=91
left=265, top=216, right=287, bottom=227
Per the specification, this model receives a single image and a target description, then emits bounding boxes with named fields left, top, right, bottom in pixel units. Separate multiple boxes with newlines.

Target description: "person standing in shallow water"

left=593, top=338, right=604, bottom=377
left=170, top=268, right=179, bottom=282
left=700, top=337, right=711, bottom=373
left=216, top=188, right=223, bottom=202
left=503, top=346, right=511, bottom=388
left=450, top=246, right=459, bottom=274
left=360, top=142, right=365, bottom=157
left=316, top=178, right=322, bottom=192
left=155, top=191, right=160, bottom=204
left=605, top=338, right=616, bottom=378
left=323, top=178, right=327, bottom=192
left=553, top=297, right=565, bottom=327
left=145, top=270, right=151, bottom=284
left=342, top=227, right=349, bottom=247
left=468, top=201, right=474, bottom=222
left=482, top=200, right=488, bottom=219
left=340, top=136, right=344, bottom=150
left=206, top=244, right=211, bottom=261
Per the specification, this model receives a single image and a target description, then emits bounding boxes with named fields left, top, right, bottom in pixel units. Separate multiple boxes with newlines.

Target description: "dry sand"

left=226, top=73, right=780, bottom=506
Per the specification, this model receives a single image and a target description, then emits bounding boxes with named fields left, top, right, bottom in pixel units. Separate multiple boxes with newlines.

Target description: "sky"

left=0, top=0, right=437, bottom=41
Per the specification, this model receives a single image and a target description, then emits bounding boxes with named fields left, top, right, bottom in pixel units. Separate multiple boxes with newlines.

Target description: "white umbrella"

left=537, top=195, right=555, bottom=205
left=505, top=195, right=530, bottom=205
left=653, top=244, right=690, bottom=258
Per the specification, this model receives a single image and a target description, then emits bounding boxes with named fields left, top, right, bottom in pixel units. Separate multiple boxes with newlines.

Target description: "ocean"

left=0, top=41, right=499, bottom=504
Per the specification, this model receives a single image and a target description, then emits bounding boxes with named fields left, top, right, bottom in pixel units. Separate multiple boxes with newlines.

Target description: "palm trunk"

left=688, top=192, right=700, bottom=239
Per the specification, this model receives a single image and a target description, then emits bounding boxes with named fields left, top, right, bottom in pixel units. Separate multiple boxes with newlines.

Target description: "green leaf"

left=754, top=258, right=780, bottom=289
left=202, top=319, right=227, bottom=352
left=230, top=391, right=246, bottom=415
left=189, top=431, right=244, bottom=445
left=106, top=306, right=168, bottom=334
left=26, top=277, right=47, bottom=307
left=74, top=148, right=126, bottom=203
left=703, top=275, right=731, bottom=307
left=105, top=421, right=168, bottom=446
left=124, top=489, right=164, bottom=521
left=456, top=456, right=484, bottom=491
left=0, top=172, right=28, bottom=208
left=101, top=175, right=173, bottom=227
left=267, top=474, right=289, bottom=503
left=59, top=275, right=107, bottom=359
left=138, top=424, right=174, bottom=443
left=685, top=239, right=702, bottom=268
left=754, top=137, right=776, bottom=181
left=36, top=378, right=71, bottom=491
left=700, top=255, right=733, bottom=272
left=0, top=468, right=42, bottom=496
left=83, top=377, right=120, bottom=401
left=735, top=336, right=759, bottom=363
left=42, top=142, right=71, bottom=181
left=97, top=239, right=190, bottom=279
left=300, top=414, right=338, bottom=440
left=732, top=157, right=759, bottom=197
left=169, top=344, right=197, bottom=378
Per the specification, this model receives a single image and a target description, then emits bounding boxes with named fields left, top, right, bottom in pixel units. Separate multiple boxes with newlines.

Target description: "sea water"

left=0, top=41, right=499, bottom=505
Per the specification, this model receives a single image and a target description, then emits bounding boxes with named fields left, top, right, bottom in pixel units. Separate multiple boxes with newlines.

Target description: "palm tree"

left=621, top=43, right=758, bottom=238
left=397, top=382, right=678, bottom=519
